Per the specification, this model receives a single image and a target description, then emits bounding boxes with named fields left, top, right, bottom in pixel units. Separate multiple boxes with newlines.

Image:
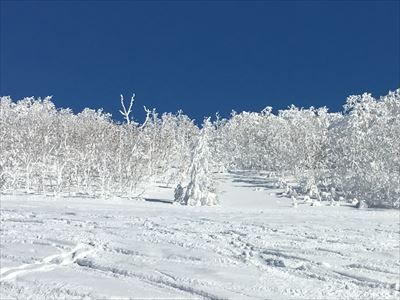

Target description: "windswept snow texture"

left=1, top=173, right=399, bottom=299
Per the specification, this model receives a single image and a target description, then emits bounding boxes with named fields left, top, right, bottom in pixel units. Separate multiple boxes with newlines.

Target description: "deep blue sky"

left=1, top=1, right=399, bottom=122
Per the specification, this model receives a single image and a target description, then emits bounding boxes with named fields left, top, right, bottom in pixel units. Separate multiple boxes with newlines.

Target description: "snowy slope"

left=1, top=173, right=399, bottom=299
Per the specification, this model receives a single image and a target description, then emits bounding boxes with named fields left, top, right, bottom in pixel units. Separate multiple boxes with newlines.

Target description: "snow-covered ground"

left=1, top=173, right=399, bottom=299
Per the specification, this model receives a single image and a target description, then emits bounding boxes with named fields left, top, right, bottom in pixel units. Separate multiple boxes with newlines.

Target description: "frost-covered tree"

left=326, top=90, right=400, bottom=207
left=180, top=118, right=218, bottom=206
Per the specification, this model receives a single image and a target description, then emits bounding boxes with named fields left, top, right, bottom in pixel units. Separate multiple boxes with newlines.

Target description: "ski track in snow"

left=0, top=173, right=399, bottom=299
left=0, top=243, right=94, bottom=281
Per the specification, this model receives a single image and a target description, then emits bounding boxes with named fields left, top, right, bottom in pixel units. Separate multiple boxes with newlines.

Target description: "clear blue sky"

left=1, top=1, right=399, bottom=122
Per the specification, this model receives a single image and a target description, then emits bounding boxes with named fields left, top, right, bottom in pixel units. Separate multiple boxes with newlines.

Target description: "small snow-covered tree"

left=180, top=118, right=218, bottom=206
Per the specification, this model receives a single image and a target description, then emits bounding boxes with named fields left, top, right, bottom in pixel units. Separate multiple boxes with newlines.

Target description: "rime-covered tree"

left=180, top=118, right=218, bottom=206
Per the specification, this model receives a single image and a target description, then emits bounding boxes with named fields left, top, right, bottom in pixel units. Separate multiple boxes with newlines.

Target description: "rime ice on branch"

left=119, top=94, right=135, bottom=125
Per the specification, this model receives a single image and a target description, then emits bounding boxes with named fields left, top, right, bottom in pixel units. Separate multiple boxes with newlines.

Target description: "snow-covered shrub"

left=174, top=183, right=184, bottom=203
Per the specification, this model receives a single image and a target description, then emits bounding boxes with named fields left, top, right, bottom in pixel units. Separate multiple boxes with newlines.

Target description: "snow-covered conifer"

left=181, top=118, right=218, bottom=206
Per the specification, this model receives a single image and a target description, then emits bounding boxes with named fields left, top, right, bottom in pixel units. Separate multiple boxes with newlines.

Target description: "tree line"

left=0, top=89, right=399, bottom=207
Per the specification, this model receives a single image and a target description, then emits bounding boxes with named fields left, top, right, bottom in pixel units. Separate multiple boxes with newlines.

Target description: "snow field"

left=1, top=173, right=399, bottom=299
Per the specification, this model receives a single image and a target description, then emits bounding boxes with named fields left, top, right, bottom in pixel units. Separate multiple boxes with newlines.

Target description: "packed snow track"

left=1, top=173, right=399, bottom=299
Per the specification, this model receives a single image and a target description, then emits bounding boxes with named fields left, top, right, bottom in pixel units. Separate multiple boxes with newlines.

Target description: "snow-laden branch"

left=120, top=94, right=135, bottom=124
left=141, top=106, right=151, bottom=129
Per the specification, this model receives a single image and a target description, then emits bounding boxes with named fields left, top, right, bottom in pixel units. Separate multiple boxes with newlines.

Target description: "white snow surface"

left=1, top=173, right=399, bottom=299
